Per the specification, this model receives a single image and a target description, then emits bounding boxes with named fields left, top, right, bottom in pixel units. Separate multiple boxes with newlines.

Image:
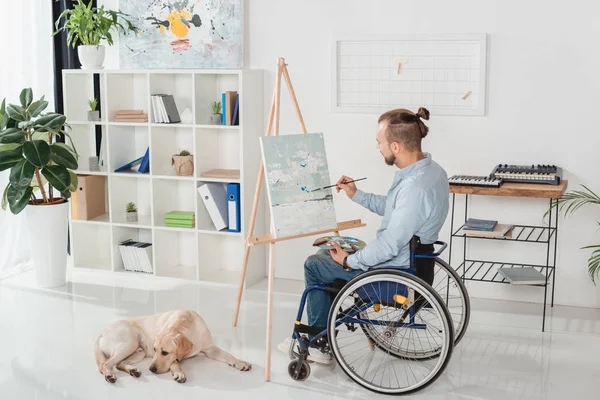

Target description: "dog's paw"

left=229, top=360, right=252, bottom=371
left=129, top=367, right=141, bottom=378
left=172, top=371, right=187, bottom=383
left=105, top=373, right=117, bottom=384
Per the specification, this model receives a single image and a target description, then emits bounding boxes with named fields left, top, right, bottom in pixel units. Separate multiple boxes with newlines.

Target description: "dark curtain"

left=52, top=1, right=102, bottom=255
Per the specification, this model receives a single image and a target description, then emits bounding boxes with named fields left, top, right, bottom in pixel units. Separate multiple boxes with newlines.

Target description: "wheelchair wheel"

left=361, top=258, right=469, bottom=359
left=328, top=270, right=454, bottom=395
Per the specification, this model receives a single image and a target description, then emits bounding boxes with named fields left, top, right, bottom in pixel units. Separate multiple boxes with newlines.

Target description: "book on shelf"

left=463, top=218, right=497, bottom=231
left=151, top=94, right=181, bottom=123
left=497, top=267, right=546, bottom=285
left=118, top=239, right=153, bottom=273
left=114, top=109, right=148, bottom=122
left=201, top=169, right=240, bottom=180
left=463, top=223, right=514, bottom=238
left=114, top=147, right=149, bottom=174
left=221, top=91, right=238, bottom=125
left=164, top=210, right=195, bottom=228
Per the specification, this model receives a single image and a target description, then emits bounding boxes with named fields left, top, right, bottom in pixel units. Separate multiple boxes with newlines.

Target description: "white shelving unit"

left=63, top=69, right=266, bottom=286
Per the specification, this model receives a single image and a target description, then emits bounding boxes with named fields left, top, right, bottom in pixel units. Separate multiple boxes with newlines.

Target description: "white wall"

left=100, top=0, right=600, bottom=308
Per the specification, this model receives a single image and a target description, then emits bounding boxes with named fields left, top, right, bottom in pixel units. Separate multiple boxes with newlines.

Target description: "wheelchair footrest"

left=294, top=323, right=325, bottom=338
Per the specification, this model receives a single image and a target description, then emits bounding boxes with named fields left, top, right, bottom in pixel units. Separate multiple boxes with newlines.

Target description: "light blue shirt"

left=346, top=153, right=449, bottom=271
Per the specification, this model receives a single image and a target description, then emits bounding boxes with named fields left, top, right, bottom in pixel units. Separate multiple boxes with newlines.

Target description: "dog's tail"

left=94, top=335, right=107, bottom=374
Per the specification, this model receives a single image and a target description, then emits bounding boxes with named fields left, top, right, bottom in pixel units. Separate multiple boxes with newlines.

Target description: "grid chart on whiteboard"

left=333, top=36, right=486, bottom=116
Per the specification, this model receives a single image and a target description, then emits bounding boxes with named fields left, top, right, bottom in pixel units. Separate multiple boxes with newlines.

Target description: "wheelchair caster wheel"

left=288, top=359, right=310, bottom=381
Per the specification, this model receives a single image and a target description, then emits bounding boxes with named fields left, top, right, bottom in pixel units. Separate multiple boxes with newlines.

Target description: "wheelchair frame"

left=287, top=239, right=461, bottom=394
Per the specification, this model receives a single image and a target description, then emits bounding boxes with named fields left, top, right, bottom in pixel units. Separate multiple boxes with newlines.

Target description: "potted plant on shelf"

left=0, top=88, right=79, bottom=288
left=211, top=101, right=222, bottom=125
left=88, top=97, right=99, bottom=121
left=126, top=202, right=138, bottom=222
left=172, top=150, right=194, bottom=176
left=547, top=185, right=600, bottom=284
left=53, top=0, right=137, bottom=70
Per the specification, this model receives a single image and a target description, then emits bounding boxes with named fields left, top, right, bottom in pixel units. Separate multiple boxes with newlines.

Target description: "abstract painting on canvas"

left=119, top=0, right=242, bottom=69
left=260, top=133, right=338, bottom=238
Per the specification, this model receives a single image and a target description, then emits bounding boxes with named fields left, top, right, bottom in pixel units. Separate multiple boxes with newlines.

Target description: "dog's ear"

left=174, top=334, right=193, bottom=361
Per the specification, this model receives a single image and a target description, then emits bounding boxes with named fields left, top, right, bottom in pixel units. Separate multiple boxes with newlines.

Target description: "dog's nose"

left=149, top=365, right=157, bottom=373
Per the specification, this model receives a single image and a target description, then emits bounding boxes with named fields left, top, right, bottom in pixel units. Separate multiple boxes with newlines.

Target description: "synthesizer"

left=490, top=164, right=562, bottom=185
left=448, top=175, right=503, bottom=188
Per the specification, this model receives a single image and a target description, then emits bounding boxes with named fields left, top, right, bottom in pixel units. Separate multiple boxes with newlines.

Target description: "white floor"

left=1, top=269, right=600, bottom=400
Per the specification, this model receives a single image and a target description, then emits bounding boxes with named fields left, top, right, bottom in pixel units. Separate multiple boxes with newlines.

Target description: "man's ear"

left=175, top=334, right=193, bottom=361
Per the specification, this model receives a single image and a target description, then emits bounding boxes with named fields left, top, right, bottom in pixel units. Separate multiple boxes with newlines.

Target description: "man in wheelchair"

left=278, top=107, right=450, bottom=364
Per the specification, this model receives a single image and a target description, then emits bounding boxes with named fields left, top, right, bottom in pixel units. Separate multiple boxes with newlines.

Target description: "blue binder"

left=227, top=183, right=240, bottom=232
left=138, top=147, right=150, bottom=173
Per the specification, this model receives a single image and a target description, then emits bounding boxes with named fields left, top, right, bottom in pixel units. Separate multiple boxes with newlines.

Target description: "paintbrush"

left=310, top=177, right=367, bottom=192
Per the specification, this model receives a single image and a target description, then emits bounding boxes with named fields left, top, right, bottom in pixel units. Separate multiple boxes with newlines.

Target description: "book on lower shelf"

left=464, top=218, right=497, bottom=231
left=463, top=223, right=515, bottom=238
left=119, top=239, right=153, bottom=273
left=164, top=210, right=195, bottom=228
left=497, top=267, right=546, bottom=285
left=198, top=183, right=228, bottom=231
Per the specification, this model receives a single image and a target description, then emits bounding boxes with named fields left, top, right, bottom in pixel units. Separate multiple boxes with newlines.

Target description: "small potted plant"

left=210, top=101, right=222, bottom=125
left=88, top=97, right=100, bottom=121
left=126, top=202, right=138, bottom=222
left=53, top=0, right=137, bottom=70
left=172, top=150, right=194, bottom=176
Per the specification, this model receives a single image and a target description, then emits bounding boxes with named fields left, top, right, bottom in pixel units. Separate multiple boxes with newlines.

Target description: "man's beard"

left=384, top=153, right=395, bottom=166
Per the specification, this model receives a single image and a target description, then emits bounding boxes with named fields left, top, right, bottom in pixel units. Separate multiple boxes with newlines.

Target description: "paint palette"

left=312, top=236, right=366, bottom=253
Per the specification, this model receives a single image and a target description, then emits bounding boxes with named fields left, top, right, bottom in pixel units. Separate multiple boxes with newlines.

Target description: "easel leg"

left=265, top=242, right=276, bottom=381
left=232, top=69, right=281, bottom=327
left=282, top=63, right=307, bottom=134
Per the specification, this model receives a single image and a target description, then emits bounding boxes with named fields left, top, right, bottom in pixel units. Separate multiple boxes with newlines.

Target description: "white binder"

left=198, top=183, right=229, bottom=231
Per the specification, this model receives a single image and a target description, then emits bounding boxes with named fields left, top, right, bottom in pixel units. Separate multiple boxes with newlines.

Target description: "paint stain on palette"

left=312, top=236, right=366, bottom=253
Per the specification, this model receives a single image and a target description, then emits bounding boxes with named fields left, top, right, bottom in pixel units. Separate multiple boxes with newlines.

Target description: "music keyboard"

left=448, top=175, right=503, bottom=188
left=490, top=164, right=562, bottom=185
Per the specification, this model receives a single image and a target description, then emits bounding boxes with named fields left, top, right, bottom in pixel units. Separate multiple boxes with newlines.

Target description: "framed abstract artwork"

left=259, top=133, right=338, bottom=238
left=119, top=0, right=243, bottom=69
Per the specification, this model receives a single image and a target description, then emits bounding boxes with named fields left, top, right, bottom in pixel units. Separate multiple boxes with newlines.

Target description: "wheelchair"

left=286, top=236, right=470, bottom=395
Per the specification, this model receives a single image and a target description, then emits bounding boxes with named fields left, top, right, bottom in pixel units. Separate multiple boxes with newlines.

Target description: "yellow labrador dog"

left=94, top=309, right=251, bottom=383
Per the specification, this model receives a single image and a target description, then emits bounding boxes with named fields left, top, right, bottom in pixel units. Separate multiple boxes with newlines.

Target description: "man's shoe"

left=277, top=337, right=333, bottom=364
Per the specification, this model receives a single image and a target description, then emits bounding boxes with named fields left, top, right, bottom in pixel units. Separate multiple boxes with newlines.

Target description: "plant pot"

left=172, top=155, right=194, bottom=176
left=25, top=199, right=69, bottom=288
left=126, top=211, right=138, bottom=222
left=88, top=110, right=100, bottom=121
left=77, top=45, right=106, bottom=70
left=211, top=114, right=222, bottom=125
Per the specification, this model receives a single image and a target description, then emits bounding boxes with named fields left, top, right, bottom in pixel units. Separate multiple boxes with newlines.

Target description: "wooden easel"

left=231, top=58, right=365, bottom=381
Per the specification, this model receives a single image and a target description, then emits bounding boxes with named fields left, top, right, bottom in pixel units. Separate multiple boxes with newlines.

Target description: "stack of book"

left=221, top=91, right=239, bottom=126
left=115, top=110, right=148, bottom=123
left=165, top=211, right=195, bottom=228
left=151, top=94, right=181, bottom=123
left=463, top=218, right=514, bottom=238
left=497, top=267, right=546, bottom=285
left=118, top=239, right=153, bottom=273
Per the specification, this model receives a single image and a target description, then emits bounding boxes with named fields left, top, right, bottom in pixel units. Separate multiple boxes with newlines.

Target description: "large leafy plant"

left=547, top=185, right=600, bottom=284
left=0, top=88, right=79, bottom=215
left=53, top=0, right=136, bottom=48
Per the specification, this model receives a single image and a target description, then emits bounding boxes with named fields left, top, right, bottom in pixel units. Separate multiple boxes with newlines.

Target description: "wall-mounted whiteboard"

left=332, top=34, right=487, bottom=116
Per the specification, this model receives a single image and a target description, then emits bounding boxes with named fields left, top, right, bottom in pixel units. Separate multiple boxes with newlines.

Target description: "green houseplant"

left=53, top=0, right=136, bottom=70
left=88, top=97, right=99, bottom=121
left=547, top=185, right=600, bottom=284
left=126, top=201, right=138, bottom=222
left=172, top=149, right=194, bottom=176
left=211, top=101, right=222, bottom=125
left=0, top=88, right=79, bottom=288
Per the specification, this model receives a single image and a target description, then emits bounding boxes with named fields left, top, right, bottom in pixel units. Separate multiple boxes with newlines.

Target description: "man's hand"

left=336, top=175, right=358, bottom=198
left=329, top=241, right=350, bottom=267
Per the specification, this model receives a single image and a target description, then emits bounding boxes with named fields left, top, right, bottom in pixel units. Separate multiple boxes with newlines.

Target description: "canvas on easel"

left=259, top=133, right=337, bottom=238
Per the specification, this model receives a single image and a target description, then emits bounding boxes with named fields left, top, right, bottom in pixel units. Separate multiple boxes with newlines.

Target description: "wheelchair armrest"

left=413, top=241, right=447, bottom=259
